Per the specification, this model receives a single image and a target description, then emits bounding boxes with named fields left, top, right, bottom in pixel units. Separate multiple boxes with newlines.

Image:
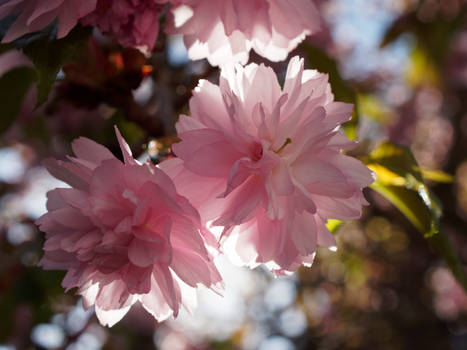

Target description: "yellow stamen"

left=274, top=138, right=292, bottom=154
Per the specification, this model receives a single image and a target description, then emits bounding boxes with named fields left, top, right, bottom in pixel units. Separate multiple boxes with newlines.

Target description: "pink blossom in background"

left=162, top=56, right=373, bottom=274
left=0, top=49, right=31, bottom=73
left=81, top=0, right=168, bottom=52
left=430, top=266, right=467, bottom=320
left=0, top=0, right=97, bottom=42
left=36, top=127, right=222, bottom=327
left=165, top=0, right=321, bottom=66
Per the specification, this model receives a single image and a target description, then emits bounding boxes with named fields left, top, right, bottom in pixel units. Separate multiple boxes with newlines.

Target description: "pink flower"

left=430, top=267, right=467, bottom=320
left=81, top=0, right=168, bottom=52
left=0, top=0, right=97, bottom=42
left=36, top=127, right=222, bottom=327
left=162, top=56, right=374, bottom=274
left=165, top=0, right=321, bottom=66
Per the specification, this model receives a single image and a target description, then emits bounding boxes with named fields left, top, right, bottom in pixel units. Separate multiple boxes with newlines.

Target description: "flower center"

left=251, top=141, right=264, bottom=162
left=274, top=138, right=292, bottom=154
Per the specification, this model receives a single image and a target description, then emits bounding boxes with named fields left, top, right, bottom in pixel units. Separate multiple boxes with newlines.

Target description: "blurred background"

left=1, top=0, right=467, bottom=349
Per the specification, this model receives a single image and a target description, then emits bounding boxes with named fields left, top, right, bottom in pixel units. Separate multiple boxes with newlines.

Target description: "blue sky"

left=331, top=0, right=410, bottom=78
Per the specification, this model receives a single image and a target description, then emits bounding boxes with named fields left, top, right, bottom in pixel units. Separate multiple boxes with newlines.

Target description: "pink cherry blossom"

left=161, top=56, right=374, bottom=274
left=81, top=0, right=168, bottom=52
left=165, top=0, right=321, bottom=66
left=0, top=0, right=97, bottom=42
left=36, top=127, right=222, bottom=327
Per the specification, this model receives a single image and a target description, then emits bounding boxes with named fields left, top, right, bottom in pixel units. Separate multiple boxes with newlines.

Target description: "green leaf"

left=367, top=141, right=423, bottom=181
left=421, top=169, right=454, bottom=183
left=369, top=182, right=436, bottom=236
left=22, top=26, right=92, bottom=106
left=0, top=66, right=37, bottom=134
left=365, top=141, right=467, bottom=291
left=357, top=94, right=393, bottom=124
left=366, top=141, right=440, bottom=235
left=405, top=45, right=439, bottom=87
left=380, top=12, right=415, bottom=48
left=428, top=232, right=467, bottom=292
left=301, top=43, right=358, bottom=140
left=326, top=219, right=343, bottom=234
left=0, top=42, right=14, bottom=55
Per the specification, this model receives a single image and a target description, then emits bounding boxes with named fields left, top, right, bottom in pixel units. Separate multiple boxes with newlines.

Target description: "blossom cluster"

left=164, top=57, right=373, bottom=274
left=0, top=0, right=320, bottom=64
left=14, top=0, right=375, bottom=328
left=37, top=127, right=223, bottom=326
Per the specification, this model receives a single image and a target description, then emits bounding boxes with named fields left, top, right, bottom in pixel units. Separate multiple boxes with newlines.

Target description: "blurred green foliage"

left=0, top=66, right=36, bottom=134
